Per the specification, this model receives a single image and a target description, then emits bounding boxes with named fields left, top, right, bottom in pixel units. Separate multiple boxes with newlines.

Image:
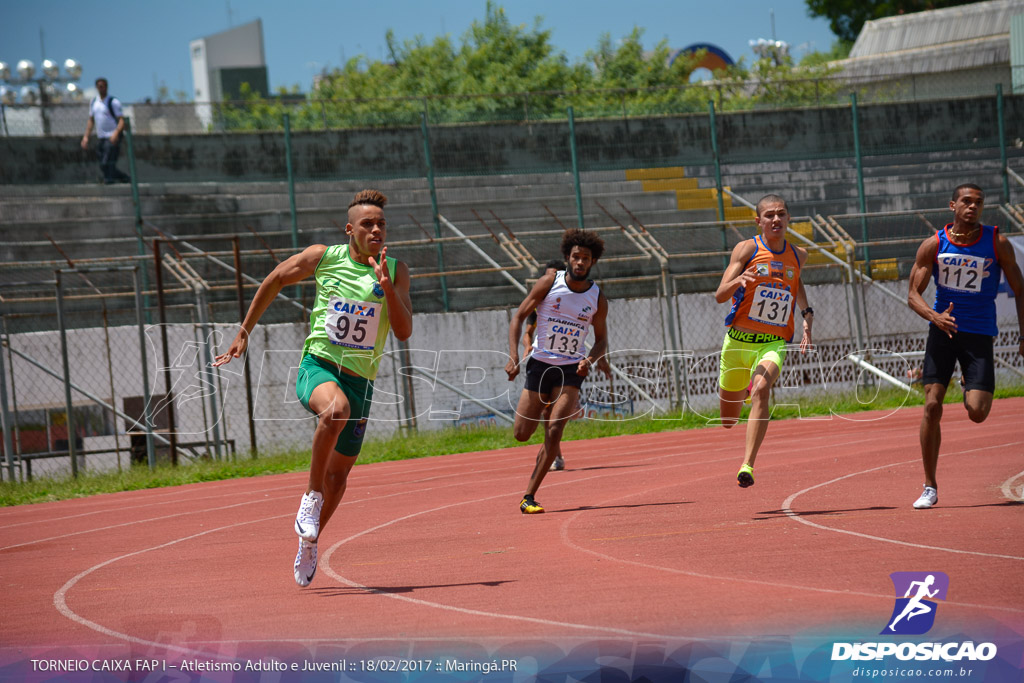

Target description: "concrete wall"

left=3, top=95, right=1021, bottom=185
left=9, top=277, right=1022, bottom=480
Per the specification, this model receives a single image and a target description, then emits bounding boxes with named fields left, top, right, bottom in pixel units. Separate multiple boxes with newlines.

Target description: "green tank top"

left=302, top=244, right=396, bottom=380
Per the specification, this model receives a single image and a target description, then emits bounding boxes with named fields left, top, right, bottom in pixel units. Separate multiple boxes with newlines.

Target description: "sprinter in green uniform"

left=214, top=189, right=413, bottom=587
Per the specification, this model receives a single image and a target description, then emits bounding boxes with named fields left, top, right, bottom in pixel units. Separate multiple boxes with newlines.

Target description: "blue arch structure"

left=669, top=43, right=734, bottom=72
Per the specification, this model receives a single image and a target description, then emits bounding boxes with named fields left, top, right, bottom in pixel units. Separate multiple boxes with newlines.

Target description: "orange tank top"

left=724, top=236, right=802, bottom=341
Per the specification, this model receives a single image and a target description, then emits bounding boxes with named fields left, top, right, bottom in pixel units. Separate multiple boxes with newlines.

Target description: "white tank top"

left=531, top=271, right=600, bottom=365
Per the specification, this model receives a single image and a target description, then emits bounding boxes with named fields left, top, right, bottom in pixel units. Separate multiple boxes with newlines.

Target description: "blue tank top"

left=932, top=224, right=1002, bottom=336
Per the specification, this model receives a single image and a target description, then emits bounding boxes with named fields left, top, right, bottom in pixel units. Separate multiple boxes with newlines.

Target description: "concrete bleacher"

left=0, top=170, right=713, bottom=263
left=684, top=147, right=1023, bottom=218
left=0, top=170, right=723, bottom=315
left=3, top=146, right=1021, bottom=316
left=623, top=166, right=756, bottom=221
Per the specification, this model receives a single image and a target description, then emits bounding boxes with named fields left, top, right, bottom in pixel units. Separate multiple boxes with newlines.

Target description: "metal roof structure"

left=834, top=0, right=1023, bottom=79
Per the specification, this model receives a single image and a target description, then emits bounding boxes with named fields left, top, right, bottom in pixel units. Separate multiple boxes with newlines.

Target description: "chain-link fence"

left=3, top=75, right=1024, bottom=482
left=2, top=83, right=1022, bottom=196
left=3, top=68, right=1019, bottom=138
left=3, top=92, right=1021, bottom=294
left=3, top=207, right=1021, bottom=483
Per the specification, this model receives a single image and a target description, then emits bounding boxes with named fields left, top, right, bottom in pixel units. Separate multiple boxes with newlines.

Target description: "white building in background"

left=189, top=19, right=268, bottom=130
left=832, top=0, right=1024, bottom=99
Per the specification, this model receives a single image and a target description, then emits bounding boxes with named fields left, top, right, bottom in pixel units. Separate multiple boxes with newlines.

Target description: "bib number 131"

left=749, top=285, right=792, bottom=326
left=325, top=296, right=381, bottom=350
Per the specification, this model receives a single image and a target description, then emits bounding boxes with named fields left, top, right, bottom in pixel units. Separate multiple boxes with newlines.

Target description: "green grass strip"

left=2, top=384, right=1021, bottom=507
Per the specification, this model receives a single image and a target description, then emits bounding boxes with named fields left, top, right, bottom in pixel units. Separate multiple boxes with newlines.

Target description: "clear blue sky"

left=1, top=0, right=838, bottom=103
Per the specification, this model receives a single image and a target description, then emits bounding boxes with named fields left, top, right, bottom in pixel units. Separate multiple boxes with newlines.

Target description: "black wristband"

left=801, top=306, right=814, bottom=318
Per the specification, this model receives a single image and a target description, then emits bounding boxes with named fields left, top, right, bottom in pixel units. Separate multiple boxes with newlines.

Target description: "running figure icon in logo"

left=882, top=572, right=949, bottom=635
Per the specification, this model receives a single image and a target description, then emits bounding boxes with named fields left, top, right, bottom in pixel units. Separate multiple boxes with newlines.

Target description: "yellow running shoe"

left=520, top=496, right=545, bottom=514
left=737, top=464, right=755, bottom=488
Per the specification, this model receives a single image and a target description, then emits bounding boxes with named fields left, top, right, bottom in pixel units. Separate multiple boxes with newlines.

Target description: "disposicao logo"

left=831, top=571, right=998, bottom=663
left=882, top=571, right=948, bottom=635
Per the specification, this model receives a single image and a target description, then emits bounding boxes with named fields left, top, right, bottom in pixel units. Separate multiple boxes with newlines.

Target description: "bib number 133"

left=546, top=333, right=580, bottom=356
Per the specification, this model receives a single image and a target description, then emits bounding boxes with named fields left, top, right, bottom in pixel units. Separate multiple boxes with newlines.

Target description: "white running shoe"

left=294, top=490, right=323, bottom=541
left=550, top=455, right=565, bottom=471
left=294, top=539, right=317, bottom=587
left=913, top=486, right=938, bottom=509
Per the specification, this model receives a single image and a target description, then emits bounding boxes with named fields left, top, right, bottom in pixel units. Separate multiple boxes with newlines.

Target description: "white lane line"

left=2, top=497, right=294, bottom=551
left=49, top=468, right=634, bottom=647
left=318, top=478, right=695, bottom=641
left=315, top=434, right=931, bottom=639
left=781, top=441, right=1024, bottom=561
left=0, top=481, right=300, bottom=531
left=555, top=473, right=1024, bottom=616
left=6, top=439, right=727, bottom=552
left=53, top=515, right=283, bottom=660
left=49, top=423, right=1023, bottom=651
left=6, top=470, right=524, bottom=552
left=999, top=469, right=1024, bottom=502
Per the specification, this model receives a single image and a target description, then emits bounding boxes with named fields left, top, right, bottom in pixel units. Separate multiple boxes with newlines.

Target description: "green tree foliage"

left=805, top=0, right=977, bottom=44
left=217, top=2, right=856, bottom=131
left=799, top=40, right=853, bottom=67
left=312, top=2, right=582, bottom=125
left=716, top=42, right=847, bottom=111
left=576, top=28, right=707, bottom=115
left=216, top=82, right=289, bottom=131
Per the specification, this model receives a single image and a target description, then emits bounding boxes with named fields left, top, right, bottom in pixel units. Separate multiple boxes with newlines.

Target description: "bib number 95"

left=325, top=296, right=381, bottom=350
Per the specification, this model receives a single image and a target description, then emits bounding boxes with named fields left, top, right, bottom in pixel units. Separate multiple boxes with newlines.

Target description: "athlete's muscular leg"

left=719, top=386, right=748, bottom=428
left=718, top=341, right=751, bottom=428
left=524, top=386, right=580, bottom=496
left=512, top=388, right=548, bottom=442
left=963, top=389, right=993, bottom=424
left=742, top=361, right=780, bottom=468
left=306, top=382, right=351, bottom=493
left=319, top=451, right=357, bottom=534
left=920, top=382, right=947, bottom=489
left=529, top=400, right=558, bottom=467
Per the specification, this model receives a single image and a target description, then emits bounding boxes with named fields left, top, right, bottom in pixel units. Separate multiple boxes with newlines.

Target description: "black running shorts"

left=524, top=357, right=585, bottom=395
left=920, top=325, right=995, bottom=393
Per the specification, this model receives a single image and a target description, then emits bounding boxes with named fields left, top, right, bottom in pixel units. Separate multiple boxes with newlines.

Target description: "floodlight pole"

left=0, top=314, right=16, bottom=481
left=568, top=106, right=585, bottom=229
left=54, top=271, right=79, bottom=477
left=997, top=84, right=1009, bottom=202
left=420, top=112, right=450, bottom=311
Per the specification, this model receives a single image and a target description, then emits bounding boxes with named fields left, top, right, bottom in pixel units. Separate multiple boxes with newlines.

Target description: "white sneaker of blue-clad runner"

left=294, top=539, right=318, bottom=587
left=294, top=490, right=323, bottom=541
left=913, top=485, right=938, bottom=509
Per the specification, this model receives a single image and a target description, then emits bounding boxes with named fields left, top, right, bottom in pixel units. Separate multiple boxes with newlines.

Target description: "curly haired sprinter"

left=505, top=229, right=609, bottom=514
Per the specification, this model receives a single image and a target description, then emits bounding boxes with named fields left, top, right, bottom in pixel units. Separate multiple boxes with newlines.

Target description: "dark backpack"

left=95, top=95, right=119, bottom=120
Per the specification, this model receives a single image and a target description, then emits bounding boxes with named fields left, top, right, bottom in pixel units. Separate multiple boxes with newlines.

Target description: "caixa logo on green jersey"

left=831, top=572, right=997, bottom=662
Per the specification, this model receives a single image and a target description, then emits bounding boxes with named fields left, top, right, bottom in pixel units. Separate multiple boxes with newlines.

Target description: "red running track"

left=1, top=399, right=1022, bottom=666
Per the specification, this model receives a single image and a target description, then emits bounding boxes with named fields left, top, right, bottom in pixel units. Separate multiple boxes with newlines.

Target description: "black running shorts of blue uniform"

left=921, top=325, right=995, bottom=393
left=524, top=356, right=586, bottom=395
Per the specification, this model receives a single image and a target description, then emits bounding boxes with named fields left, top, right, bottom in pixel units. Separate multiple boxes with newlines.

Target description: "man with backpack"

left=81, top=77, right=131, bottom=184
